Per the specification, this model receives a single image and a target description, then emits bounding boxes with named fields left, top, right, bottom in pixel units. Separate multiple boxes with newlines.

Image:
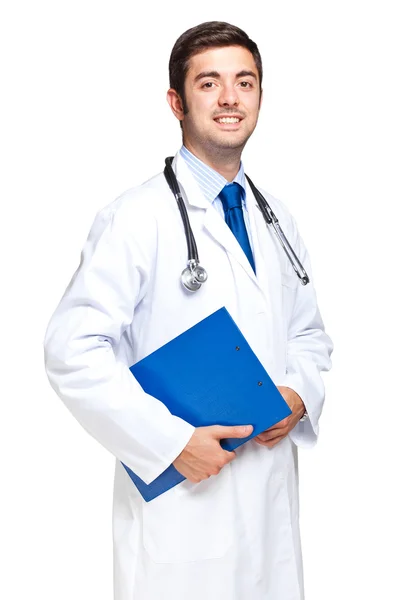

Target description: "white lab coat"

left=44, top=151, right=333, bottom=600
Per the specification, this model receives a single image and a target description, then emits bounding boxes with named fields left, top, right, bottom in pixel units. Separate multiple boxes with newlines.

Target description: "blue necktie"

left=219, top=183, right=256, bottom=273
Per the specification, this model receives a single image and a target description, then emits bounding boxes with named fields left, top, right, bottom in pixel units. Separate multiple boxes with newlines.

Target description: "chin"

left=218, top=140, right=249, bottom=153
left=209, top=133, right=249, bottom=151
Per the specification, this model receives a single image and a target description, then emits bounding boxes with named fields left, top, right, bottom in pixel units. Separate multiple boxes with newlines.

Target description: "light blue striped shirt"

left=179, top=146, right=253, bottom=248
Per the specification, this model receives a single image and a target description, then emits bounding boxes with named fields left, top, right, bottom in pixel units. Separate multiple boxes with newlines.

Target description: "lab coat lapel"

left=245, top=181, right=284, bottom=297
left=172, top=152, right=260, bottom=288
left=202, top=205, right=259, bottom=287
left=245, top=181, right=286, bottom=373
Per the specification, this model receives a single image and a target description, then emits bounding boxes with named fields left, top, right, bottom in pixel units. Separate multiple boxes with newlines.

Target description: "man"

left=44, top=21, right=333, bottom=600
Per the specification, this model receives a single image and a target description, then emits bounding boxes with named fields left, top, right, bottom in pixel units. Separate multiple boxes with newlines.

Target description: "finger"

left=223, top=450, right=237, bottom=464
left=211, top=424, right=253, bottom=439
left=272, top=417, right=290, bottom=429
left=256, top=427, right=288, bottom=442
left=255, top=435, right=285, bottom=448
left=261, top=418, right=290, bottom=433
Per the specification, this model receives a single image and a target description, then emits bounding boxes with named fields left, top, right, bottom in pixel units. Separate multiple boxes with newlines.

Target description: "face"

left=168, top=45, right=262, bottom=157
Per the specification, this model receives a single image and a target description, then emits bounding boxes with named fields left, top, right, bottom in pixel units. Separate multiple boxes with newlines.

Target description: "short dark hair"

left=169, top=21, right=263, bottom=113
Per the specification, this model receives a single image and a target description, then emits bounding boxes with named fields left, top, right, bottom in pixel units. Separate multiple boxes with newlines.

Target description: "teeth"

left=217, top=117, right=240, bottom=124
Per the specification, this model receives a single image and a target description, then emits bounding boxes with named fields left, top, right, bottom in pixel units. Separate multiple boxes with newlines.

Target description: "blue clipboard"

left=122, top=307, right=291, bottom=501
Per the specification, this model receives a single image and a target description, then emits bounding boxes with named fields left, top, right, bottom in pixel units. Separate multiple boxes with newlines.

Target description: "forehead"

left=186, top=45, right=258, bottom=79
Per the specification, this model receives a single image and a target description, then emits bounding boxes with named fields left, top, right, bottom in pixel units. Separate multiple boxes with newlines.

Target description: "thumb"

left=210, top=424, right=253, bottom=439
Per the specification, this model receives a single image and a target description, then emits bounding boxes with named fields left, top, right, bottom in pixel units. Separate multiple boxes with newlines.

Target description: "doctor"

left=44, top=21, right=333, bottom=600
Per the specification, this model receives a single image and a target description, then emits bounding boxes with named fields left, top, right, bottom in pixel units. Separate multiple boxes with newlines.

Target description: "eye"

left=202, top=81, right=214, bottom=89
left=239, top=81, right=253, bottom=88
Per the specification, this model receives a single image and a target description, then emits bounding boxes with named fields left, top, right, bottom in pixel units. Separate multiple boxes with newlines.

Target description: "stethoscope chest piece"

left=181, top=260, right=208, bottom=292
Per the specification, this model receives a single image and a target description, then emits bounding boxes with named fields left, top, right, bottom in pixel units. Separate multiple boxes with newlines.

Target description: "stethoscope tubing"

left=245, top=175, right=309, bottom=285
left=164, top=156, right=310, bottom=289
left=164, top=157, right=199, bottom=264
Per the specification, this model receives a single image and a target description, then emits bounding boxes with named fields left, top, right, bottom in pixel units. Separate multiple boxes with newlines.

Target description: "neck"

left=183, top=141, right=242, bottom=182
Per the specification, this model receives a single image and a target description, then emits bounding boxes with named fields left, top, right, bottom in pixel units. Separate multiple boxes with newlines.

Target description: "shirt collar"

left=179, top=145, right=246, bottom=205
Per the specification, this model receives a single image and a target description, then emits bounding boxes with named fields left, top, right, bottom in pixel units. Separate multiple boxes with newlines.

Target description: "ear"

left=259, top=88, right=263, bottom=111
left=167, top=89, right=185, bottom=122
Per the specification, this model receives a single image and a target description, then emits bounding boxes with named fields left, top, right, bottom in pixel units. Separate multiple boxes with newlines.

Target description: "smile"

left=214, top=117, right=242, bottom=124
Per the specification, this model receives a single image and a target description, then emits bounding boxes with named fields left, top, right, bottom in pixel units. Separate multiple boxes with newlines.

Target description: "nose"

left=218, top=82, right=239, bottom=107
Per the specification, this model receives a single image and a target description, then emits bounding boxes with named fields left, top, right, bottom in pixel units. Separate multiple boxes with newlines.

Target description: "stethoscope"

left=164, top=156, right=310, bottom=292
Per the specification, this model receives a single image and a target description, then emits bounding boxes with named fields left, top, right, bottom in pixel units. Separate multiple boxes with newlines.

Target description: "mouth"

left=213, top=116, right=244, bottom=128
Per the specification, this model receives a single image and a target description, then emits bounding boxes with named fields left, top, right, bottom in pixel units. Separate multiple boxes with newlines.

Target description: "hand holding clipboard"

left=123, top=307, right=291, bottom=501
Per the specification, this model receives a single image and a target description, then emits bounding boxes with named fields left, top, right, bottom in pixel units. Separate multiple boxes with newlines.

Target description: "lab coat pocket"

left=142, top=463, right=234, bottom=563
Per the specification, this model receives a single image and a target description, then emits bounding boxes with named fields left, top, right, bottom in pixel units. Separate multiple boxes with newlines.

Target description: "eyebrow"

left=194, top=70, right=258, bottom=83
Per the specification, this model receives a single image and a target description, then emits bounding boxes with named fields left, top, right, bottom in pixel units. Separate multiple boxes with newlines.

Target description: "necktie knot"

left=219, top=182, right=243, bottom=212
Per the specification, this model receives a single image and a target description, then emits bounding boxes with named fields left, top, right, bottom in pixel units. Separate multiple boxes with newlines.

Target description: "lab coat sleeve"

left=279, top=216, right=334, bottom=448
left=43, top=195, right=195, bottom=484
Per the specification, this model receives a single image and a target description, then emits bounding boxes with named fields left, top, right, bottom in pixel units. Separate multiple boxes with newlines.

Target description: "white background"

left=1, top=1, right=405, bottom=598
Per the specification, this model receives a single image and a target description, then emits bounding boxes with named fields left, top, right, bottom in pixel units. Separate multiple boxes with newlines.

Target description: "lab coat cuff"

left=278, top=374, right=319, bottom=449
left=138, top=418, right=196, bottom=485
